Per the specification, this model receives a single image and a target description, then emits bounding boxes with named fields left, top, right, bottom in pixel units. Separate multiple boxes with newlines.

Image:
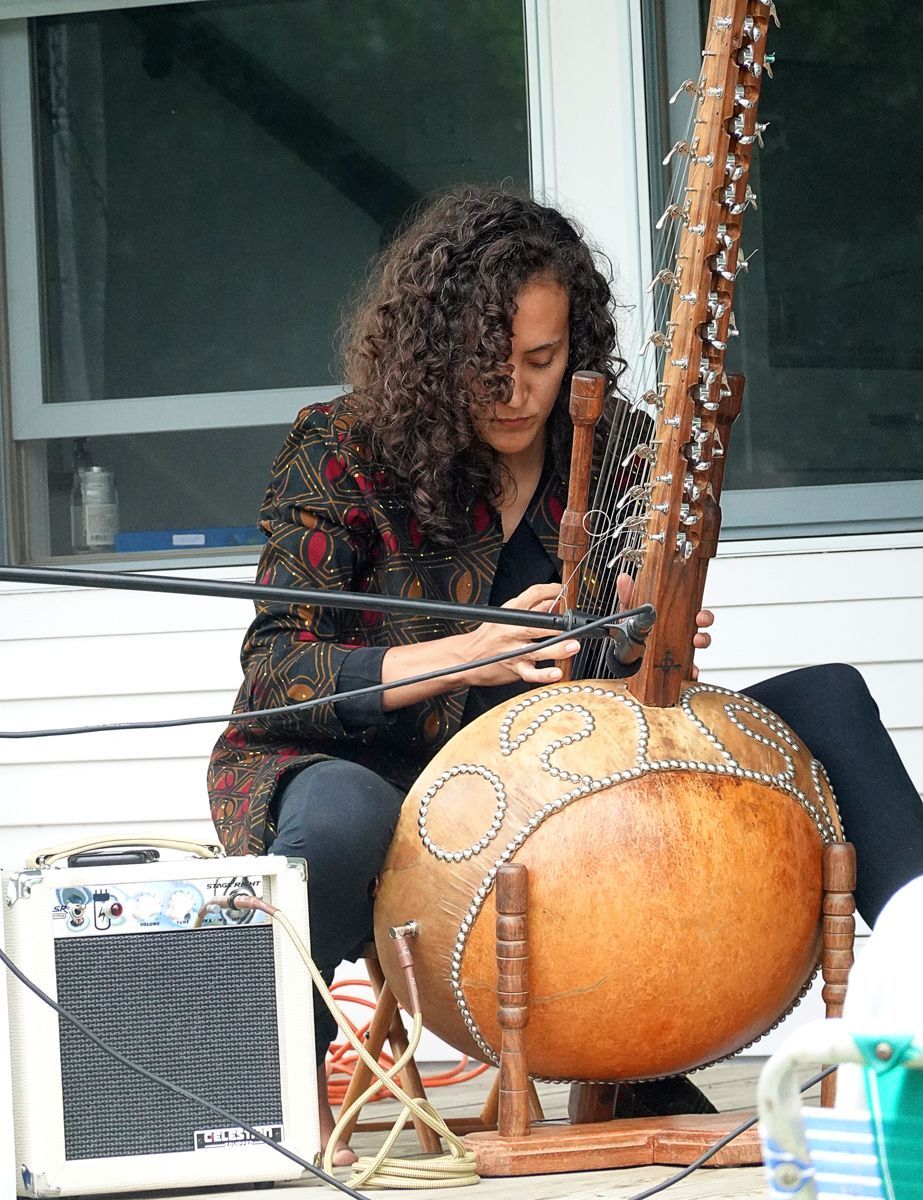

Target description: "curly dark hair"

left=343, top=187, right=626, bottom=543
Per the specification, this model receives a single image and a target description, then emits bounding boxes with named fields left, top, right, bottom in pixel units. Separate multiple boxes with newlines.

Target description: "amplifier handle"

left=25, top=836, right=226, bottom=870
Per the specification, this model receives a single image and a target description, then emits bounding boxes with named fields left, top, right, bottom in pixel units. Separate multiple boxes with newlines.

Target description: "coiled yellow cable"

left=271, top=910, right=480, bottom=1190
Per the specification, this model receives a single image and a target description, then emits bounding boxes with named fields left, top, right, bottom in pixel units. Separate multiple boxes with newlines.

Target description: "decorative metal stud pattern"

left=683, top=683, right=837, bottom=843
left=725, top=699, right=799, bottom=780
left=418, top=763, right=507, bottom=862
left=425, top=682, right=843, bottom=1070
left=810, top=757, right=842, bottom=842
left=679, top=685, right=737, bottom=766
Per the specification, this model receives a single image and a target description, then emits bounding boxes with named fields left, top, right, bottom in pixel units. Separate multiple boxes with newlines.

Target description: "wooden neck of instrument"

left=625, top=0, right=771, bottom=707
left=628, top=373, right=744, bottom=707
left=557, top=372, right=605, bottom=682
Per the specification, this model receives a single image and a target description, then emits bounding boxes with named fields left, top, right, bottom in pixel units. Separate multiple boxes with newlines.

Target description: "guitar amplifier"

left=2, top=855, right=318, bottom=1197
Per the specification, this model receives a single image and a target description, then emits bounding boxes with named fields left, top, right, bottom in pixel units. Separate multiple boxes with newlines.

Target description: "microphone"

left=605, top=604, right=656, bottom=673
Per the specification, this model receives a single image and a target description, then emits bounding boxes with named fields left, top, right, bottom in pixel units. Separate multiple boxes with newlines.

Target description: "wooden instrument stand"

left=463, top=848, right=856, bottom=1176
left=336, top=951, right=544, bottom=1147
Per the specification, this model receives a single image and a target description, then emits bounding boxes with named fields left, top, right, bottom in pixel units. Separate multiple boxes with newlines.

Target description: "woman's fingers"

left=511, top=636, right=580, bottom=660
left=616, top=573, right=635, bottom=610
left=503, top=583, right=564, bottom=611
left=515, top=661, right=566, bottom=684
left=694, top=609, right=713, bottom=650
left=471, top=584, right=582, bottom=686
left=507, top=636, right=580, bottom=681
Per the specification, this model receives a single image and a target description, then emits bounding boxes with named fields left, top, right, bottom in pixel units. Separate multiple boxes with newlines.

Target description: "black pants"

left=269, top=664, right=923, bottom=1061
left=742, top=664, right=923, bottom=924
left=269, top=759, right=405, bottom=1063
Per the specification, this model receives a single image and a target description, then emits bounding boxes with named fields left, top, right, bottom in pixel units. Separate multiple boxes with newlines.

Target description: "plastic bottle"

left=70, top=441, right=118, bottom=553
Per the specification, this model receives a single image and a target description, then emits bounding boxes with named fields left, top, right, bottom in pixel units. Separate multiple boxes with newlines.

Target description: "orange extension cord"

left=325, top=978, right=489, bottom=1104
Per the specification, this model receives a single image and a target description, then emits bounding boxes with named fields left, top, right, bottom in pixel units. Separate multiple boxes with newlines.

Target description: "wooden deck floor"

left=203, top=1058, right=822, bottom=1200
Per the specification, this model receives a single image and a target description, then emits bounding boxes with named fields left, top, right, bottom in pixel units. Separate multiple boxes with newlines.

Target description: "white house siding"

left=1, top=535, right=920, bottom=1061
left=0, top=567, right=250, bottom=870
left=2, top=533, right=919, bottom=873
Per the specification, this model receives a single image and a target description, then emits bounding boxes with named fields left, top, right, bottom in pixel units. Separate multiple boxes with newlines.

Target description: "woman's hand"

left=693, top=607, right=714, bottom=651
left=380, top=582, right=578, bottom=710
left=616, top=572, right=714, bottom=674
left=460, top=582, right=581, bottom=688
left=381, top=577, right=714, bottom=713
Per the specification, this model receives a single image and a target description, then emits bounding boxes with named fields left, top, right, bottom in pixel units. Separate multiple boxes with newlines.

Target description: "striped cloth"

left=763, top=1105, right=923, bottom=1200
left=763, top=1109, right=883, bottom=1199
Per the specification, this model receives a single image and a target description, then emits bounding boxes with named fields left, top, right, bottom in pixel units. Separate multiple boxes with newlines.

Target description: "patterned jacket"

left=207, top=398, right=567, bottom=855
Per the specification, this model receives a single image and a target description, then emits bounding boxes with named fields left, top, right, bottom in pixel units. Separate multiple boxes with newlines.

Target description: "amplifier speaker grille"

left=54, top=925, right=285, bottom=1160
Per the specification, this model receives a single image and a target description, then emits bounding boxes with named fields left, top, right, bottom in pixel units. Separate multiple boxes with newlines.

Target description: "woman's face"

left=472, top=277, right=570, bottom=465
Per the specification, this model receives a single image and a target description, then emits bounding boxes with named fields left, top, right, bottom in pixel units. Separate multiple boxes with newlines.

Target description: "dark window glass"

left=19, top=0, right=529, bottom=561
left=644, top=0, right=922, bottom=497
left=44, top=428, right=289, bottom=559
left=34, top=0, right=529, bottom=405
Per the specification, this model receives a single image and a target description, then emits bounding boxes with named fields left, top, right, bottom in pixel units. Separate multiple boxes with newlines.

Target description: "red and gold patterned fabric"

left=207, top=397, right=566, bottom=855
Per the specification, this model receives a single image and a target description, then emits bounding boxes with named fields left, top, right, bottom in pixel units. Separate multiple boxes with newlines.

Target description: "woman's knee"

left=794, top=662, right=866, bottom=691
left=746, top=663, right=875, bottom=716
left=786, top=664, right=877, bottom=716
left=271, top=758, right=404, bottom=867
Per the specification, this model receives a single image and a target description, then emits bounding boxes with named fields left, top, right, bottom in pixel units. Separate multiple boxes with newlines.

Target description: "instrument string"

left=593, top=93, right=696, bottom=517
left=555, top=506, right=629, bottom=614
left=575, top=86, right=698, bottom=679
left=597, top=78, right=696, bottom=619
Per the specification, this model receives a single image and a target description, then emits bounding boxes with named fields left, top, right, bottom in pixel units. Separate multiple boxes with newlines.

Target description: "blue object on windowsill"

left=114, top=526, right=261, bottom=552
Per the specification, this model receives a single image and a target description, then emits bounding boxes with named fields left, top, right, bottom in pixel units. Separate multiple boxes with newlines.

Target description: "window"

left=1, top=0, right=531, bottom=562
left=643, top=0, right=923, bottom=538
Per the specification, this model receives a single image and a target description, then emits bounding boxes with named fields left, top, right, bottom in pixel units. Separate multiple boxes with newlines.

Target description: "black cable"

left=1, top=569, right=824, bottom=1197
left=2, top=929, right=837, bottom=1199
left=0, top=944, right=366, bottom=1200
left=0, top=606, right=634, bottom=739
left=626, top=1065, right=836, bottom=1200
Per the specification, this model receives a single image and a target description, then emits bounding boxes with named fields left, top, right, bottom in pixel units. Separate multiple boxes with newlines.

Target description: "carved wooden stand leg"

left=496, top=861, right=531, bottom=1138
left=338, top=954, right=442, bottom=1152
left=480, top=1070, right=545, bottom=1127
left=342, top=953, right=538, bottom=1143
left=463, top=863, right=762, bottom=1176
left=820, top=842, right=857, bottom=1107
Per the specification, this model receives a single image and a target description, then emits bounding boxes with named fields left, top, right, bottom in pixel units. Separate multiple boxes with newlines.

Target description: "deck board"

left=273, top=1057, right=820, bottom=1199
left=118, top=1058, right=824, bottom=1198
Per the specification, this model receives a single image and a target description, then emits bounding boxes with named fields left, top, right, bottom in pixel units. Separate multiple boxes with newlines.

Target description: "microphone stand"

left=0, top=565, right=654, bottom=642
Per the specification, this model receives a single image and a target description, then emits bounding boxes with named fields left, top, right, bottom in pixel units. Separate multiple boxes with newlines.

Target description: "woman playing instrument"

left=208, top=188, right=923, bottom=1162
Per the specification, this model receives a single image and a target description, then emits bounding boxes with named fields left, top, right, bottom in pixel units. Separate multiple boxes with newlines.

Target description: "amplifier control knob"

left=133, top=892, right=161, bottom=922
left=166, top=889, right=197, bottom=925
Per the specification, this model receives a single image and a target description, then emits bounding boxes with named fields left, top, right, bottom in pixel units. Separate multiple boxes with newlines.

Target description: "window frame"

left=723, top=480, right=923, bottom=541
left=0, top=0, right=203, bottom=18
left=638, top=0, right=922, bottom=542
left=0, top=0, right=648, bottom=563
left=0, top=18, right=340, bottom=440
